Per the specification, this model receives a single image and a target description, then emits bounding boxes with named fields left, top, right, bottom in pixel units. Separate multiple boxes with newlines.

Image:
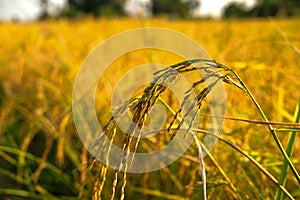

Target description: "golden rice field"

left=0, top=17, right=300, bottom=199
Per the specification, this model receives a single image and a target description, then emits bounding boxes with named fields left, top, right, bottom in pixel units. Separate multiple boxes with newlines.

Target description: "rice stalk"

left=90, top=59, right=297, bottom=199
left=213, top=60, right=300, bottom=184
left=91, top=60, right=209, bottom=199
left=189, top=127, right=295, bottom=200
left=275, top=97, right=300, bottom=200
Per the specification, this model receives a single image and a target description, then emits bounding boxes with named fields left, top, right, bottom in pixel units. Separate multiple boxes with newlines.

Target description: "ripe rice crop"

left=0, top=17, right=299, bottom=199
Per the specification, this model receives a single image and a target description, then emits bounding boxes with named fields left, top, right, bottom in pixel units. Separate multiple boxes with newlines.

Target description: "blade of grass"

left=0, top=188, right=57, bottom=200
left=0, top=145, right=80, bottom=193
left=0, top=151, right=17, bottom=165
left=0, top=168, right=25, bottom=184
left=275, top=97, right=300, bottom=200
left=62, top=136, right=81, bottom=167
left=193, top=133, right=207, bottom=200
left=199, top=141, right=241, bottom=200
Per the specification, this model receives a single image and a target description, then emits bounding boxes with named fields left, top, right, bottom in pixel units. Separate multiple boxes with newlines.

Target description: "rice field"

left=0, top=17, right=299, bottom=199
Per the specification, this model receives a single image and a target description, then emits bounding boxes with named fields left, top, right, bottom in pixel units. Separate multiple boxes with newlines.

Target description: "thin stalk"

left=199, top=113, right=300, bottom=127
left=215, top=60, right=300, bottom=184
left=193, top=134, right=207, bottom=200
left=274, top=128, right=300, bottom=132
left=275, top=97, right=300, bottom=200
left=142, top=126, right=295, bottom=200
left=199, top=141, right=241, bottom=200
left=190, top=128, right=295, bottom=200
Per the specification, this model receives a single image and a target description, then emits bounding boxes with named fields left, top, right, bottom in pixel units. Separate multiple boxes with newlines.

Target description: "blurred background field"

left=0, top=1, right=300, bottom=199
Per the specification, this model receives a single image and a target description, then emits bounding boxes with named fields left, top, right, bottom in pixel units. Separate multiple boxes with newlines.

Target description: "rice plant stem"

left=141, top=126, right=294, bottom=200
left=191, top=128, right=295, bottom=200
left=275, top=97, right=300, bottom=200
left=215, top=60, right=300, bottom=184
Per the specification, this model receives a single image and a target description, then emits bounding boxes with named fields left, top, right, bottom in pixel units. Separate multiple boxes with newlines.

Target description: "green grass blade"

left=0, top=168, right=25, bottom=184
left=0, top=188, right=57, bottom=200
left=0, top=145, right=80, bottom=193
left=275, top=97, right=300, bottom=200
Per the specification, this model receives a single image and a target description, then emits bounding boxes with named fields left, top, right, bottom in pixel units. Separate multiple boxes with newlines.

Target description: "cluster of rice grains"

left=84, top=59, right=244, bottom=200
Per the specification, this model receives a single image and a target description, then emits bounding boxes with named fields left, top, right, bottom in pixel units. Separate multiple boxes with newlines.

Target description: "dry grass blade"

left=193, top=134, right=207, bottom=200
left=199, top=142, right=241, bottom=200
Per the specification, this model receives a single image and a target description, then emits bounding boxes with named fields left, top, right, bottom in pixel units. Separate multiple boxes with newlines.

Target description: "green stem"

left=275, top=97, right=300, bottom=200
left=216, top=61, right=300, bottom=184
left=191, top=128, right=294, bottom=200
